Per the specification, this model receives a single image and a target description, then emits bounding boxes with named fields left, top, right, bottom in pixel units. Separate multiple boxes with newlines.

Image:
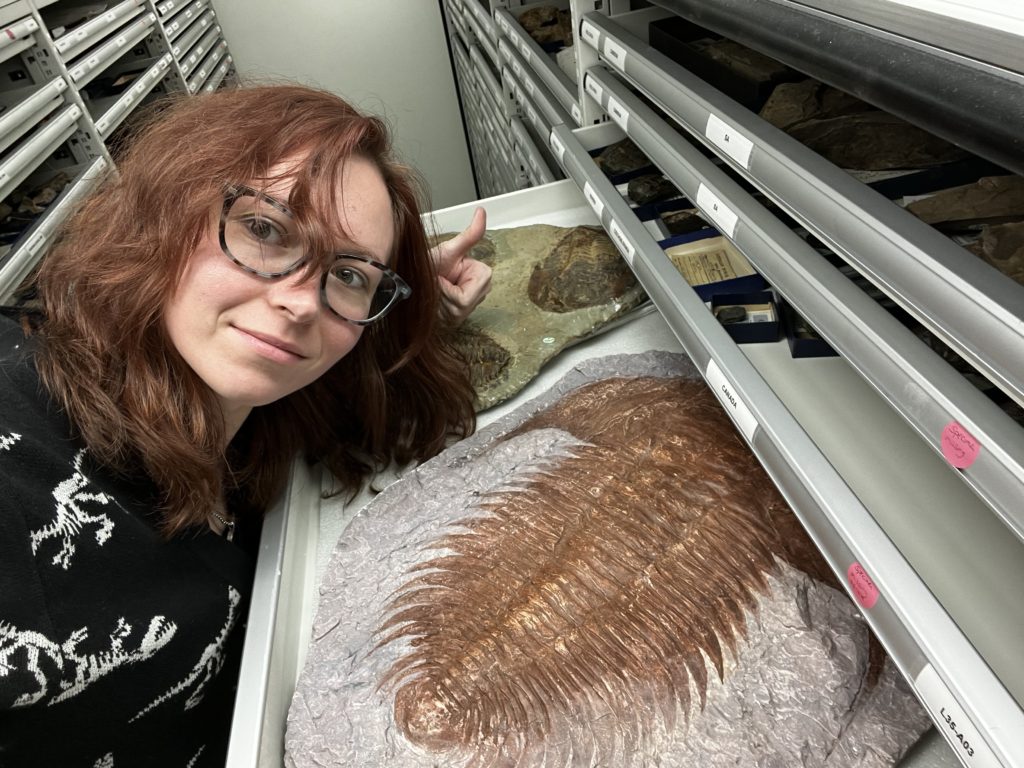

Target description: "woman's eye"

left=244, top=216, right=286, bottom=245
left=333, top=266, right=368, bottom=289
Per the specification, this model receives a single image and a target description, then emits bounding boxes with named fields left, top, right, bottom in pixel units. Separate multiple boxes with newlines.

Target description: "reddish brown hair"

left=34, top=84, right=475, bottom=536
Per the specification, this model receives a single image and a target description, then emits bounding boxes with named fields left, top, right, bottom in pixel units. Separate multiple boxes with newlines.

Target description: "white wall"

left=212, top=0, right=477, bottom=210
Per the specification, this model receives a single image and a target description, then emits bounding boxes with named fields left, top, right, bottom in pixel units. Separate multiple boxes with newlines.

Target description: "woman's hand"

left=431, top=207, right=492, bottom=324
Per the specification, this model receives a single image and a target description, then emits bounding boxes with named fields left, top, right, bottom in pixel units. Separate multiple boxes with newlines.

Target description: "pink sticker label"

left=847, top=562, right=879, bottom=609
left=941, top=420, right=981, bottom=469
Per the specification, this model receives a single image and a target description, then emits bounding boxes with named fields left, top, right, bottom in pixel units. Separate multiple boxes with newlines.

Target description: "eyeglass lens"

left=223, top=192, right=402, bottom=321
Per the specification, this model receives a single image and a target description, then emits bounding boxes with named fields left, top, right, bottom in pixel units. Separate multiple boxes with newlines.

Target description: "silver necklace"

left=210, top=509, right=236, bottom=542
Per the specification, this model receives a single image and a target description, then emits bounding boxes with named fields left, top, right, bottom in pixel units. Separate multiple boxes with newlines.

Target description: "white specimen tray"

left=228, top=180, right=1013, bottom=768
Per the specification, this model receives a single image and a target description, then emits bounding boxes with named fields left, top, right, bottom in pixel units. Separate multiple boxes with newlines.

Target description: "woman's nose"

left=266, top=271, right=321, bottom=321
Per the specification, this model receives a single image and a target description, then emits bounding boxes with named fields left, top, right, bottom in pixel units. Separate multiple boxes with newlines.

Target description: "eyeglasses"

left=219, top=184, right=411, bottom=325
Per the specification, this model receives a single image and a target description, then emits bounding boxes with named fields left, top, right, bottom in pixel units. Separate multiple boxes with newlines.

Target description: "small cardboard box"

left=661, top=231, right=767, bottom=300
left=710, top=291, right=780, bottom=343
left=780, top=302, right=839, bottom=358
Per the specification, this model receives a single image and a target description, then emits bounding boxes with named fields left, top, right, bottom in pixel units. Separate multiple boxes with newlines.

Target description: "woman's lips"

left=233, top=325, right=307, bottom=362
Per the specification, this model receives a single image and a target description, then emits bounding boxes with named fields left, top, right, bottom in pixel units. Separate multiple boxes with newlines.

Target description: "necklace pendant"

left=223, top=520, right=236, bottom=542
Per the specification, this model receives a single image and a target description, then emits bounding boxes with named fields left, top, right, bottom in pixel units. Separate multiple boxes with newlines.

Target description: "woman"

left=0, top=84, right=490, bottom=766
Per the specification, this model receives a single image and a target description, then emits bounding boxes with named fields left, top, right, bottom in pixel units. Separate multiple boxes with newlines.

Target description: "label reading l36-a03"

left=915, top=665, right=1001, bottom=768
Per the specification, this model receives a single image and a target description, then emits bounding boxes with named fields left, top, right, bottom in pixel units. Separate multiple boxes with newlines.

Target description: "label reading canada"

left=696, top=183, right=738, bottom=238
left=915, top=665, right=1001, bottom=768
left=580, top=20, right=600, bottom=48
left=705, top=359, right=758, bottom=441
left=608, top=219, right=635, bottom=266
left=603, top=38, right=626, bottom=70
left=706, top=114, right=754, bottom=168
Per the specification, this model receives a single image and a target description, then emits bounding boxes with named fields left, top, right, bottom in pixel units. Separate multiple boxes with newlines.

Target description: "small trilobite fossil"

left=528, top=226, right=639, bottom=312
left=376, top=376, right=854, bottom=766
left=450, top=326, right=513, bottom=393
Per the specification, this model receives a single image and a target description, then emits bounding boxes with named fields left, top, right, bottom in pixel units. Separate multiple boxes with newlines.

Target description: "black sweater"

left=0, top=315, right=257, bottom=767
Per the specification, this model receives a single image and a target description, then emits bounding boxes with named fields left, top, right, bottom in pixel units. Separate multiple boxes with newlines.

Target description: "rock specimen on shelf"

left=285, top=352, right=930, bottom=768
left=593, top=138, right=651, bottom=178
left=627, top=173, right=680, bottom=205
left=759, top=79, right=869, bottom=131
left=661, top=208, right=709, bottom=236
left=787, top=111, right=971, bottom=170
left=904, top=175, right=1024, bottom=227
left=759, top=78, right=971, bottom=170
left=432, top=224, right=646, bottom=410
left=517, top=5, right=573, bottom=49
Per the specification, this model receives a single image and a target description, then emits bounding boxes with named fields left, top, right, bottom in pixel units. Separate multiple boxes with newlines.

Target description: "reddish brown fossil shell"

left=377, top=376, right=840, bottom=765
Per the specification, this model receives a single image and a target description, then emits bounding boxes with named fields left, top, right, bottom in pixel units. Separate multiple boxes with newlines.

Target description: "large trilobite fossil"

left=287, top=352, right=928, bottom=768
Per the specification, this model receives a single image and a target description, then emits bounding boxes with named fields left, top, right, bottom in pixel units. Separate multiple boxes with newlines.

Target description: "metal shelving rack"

left=443, top=0, right=566, bottom=196
left=0, top=0, right=237, bottom=302
left=439, top=1, right=1024, bottom=767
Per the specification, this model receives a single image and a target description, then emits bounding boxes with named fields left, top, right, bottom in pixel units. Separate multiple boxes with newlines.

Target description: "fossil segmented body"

left=449, top=326, right=513, bottom=393
left=287, top=352, right=928, bottom=768
left=527, top=226, right=638, bottom=312
left=375, top=376, right=842, bottom=766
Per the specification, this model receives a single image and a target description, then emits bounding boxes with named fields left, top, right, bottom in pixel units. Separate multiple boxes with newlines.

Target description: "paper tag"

left=915, top=665, right=1001, bottom=768
left=527, top=104, right=538, bottom=127
left=941, top=421, right=981, bottom=469
left=606, top=97, right=629, bottom=131
left=696, top=183, right=738, bottom=238
left=549, top=132, right=565, bottom=161
left=523, top=77, right=534, bottom=96
left=705, top=359, right=758, bottom=441
left=603, top=38, right=626, bottom=70
left=846, top=563, right=879, bottom=609
left=706, top=113, right=754, bottom=169
left=608, top=219, right=635, bottom=266
left=583, top=182, right=604, bottom=218
left=520, top=41, right=532, bottom=64
left=571, top=103, right=581, bottom=123
left=580, top=19, right=599, bottom=48
left=584, top=76, right=602, bottom=101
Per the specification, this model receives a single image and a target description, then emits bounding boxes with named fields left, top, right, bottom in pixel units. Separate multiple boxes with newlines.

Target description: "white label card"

left=580, top=20, right=600, bottom=48
left=512, top=60, right=522, bottom=77
left=549, top=132, right=565, bottom=161
left=914, top=666, right=1001, bottom=768
left=585, top=77, right=603, bottom=101
left=571, top=103, right=582, bottom=123
left=603, top=38, right=626, bottom=70
left=705, top=113, right=754, bottom=169
left=705, top=359, right=759, bottom=441
left=606, top=97, right=629, bottom=131
left=608, top=219, right=635, bottom=266
left=696, top=183, right=738, bottom=238
left=523, top=77, right=534, bottom=96
left=527, top=104, right=539, bottom=127
left=520, top=42, right=532, bottom=64
left=583, top=181, right=604, bottom=218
